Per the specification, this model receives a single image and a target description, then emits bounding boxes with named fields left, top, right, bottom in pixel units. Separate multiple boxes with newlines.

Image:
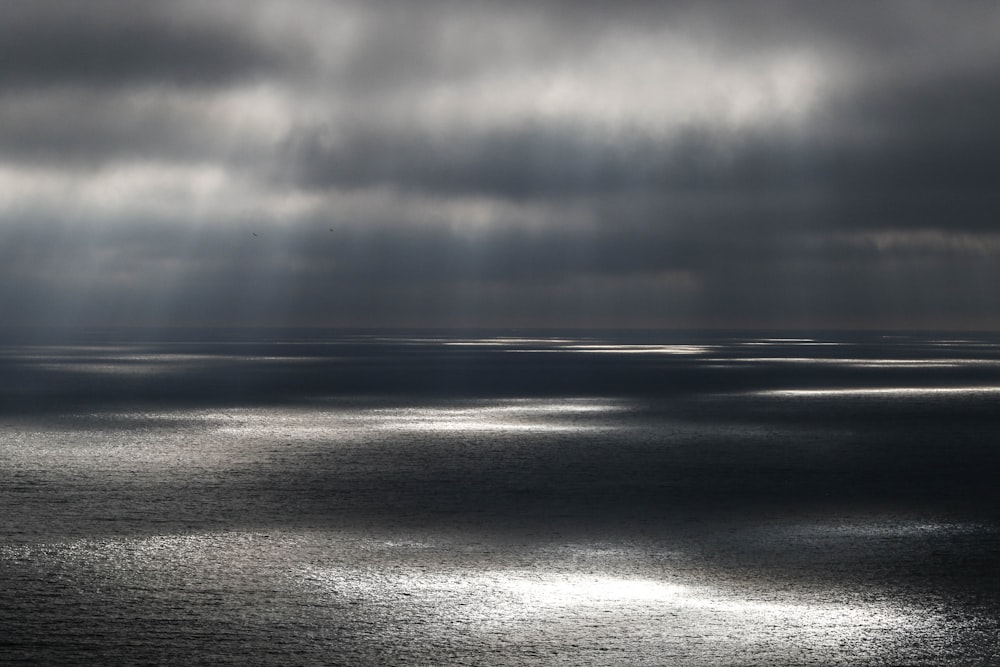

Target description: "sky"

left=2, top=1, right=1000, bottom=331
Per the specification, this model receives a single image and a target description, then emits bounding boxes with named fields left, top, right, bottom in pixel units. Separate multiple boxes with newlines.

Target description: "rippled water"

left=1, top=331, right=998, bottom=664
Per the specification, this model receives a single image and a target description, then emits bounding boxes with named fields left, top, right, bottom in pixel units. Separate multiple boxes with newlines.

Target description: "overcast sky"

left=2, top=1, right=999, bottom=330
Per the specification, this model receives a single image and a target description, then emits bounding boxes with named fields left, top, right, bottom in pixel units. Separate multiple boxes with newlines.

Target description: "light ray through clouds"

left=2, top=1, right=1000, bottom=330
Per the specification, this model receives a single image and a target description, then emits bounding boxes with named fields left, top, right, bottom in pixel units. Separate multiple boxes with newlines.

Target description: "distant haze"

left=3, top=1, right=1000, bottom=330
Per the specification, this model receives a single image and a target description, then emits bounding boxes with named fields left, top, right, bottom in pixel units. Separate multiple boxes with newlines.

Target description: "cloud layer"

left=3, top=1, right=1000, bottom=329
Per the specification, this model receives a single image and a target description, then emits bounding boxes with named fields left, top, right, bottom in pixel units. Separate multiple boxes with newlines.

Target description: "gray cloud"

left=2, top=1, right=1000, bottom=330
left=0, top=2, right=286, bottom=91
left=285, top=122, right=667, bottom=199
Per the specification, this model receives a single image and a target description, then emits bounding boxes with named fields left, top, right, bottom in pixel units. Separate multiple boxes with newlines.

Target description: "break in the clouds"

left=2, top=1, right=1000, bottom=330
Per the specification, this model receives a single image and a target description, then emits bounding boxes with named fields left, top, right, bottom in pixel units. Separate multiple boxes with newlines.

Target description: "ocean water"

left=1, top=329, right=998, bottom=665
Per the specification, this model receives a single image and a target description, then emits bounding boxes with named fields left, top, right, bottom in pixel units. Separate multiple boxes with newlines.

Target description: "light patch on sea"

left=2, top=386, right=997, bottom=664
left=0, top=531, right=970, bottom=666
left=758, top=386, right=1000, bottom=398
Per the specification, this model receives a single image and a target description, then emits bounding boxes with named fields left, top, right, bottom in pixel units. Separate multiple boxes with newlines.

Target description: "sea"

left=0, top=328, right=997, bottom=665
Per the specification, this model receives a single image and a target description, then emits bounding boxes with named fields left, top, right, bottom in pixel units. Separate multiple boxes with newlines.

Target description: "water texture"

left=1, top=330, right=998, bottom=664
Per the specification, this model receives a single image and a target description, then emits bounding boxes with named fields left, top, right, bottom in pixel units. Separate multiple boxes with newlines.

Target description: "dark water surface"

left=1, top=330, right=998, bottom=664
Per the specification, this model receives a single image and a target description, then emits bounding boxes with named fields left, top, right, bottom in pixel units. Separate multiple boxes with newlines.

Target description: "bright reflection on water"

left=741, top=339, right=844, bottom=346
left=294, top=539, right=956, bottom=665
left=443, top=337, right=577, bottom=346
left=3, top=331, right=1000, bottom=664
left=509, top=344, right=713, bottom=354
left=366, top=399, right=626, bottom=433
left=767, top=519, right=990, bottom=539
left=0, top=530, right=961, bottom=665
left=18, top=351, right=315, bottom=378
left=201, top=399, right=627, bottom=438
left=304, top=563, right=920, bottom=628
left=719, top=357, right=1000, bottom=368
left=760, top=386, right=1000, bottom=397
left=556, top=344, right=711, bottom=354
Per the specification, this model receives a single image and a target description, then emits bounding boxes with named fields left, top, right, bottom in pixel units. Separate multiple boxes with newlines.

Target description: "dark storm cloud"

left=288, top=120, right=850, bottom=208
left=0, top=2, right=284, bottom=91
left=287, top=64, right=1000, bottom=231
left=0, top=92, right=238, bottom=168
left=0, top=1, right=292, bottom=170
left=286, top=122, right=666, bottom=200
left=278, top=1, right=1000, bottom=231
left=8, top=207, right=996, bottom=330
left=3, top=0, right=1000, bottom=329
